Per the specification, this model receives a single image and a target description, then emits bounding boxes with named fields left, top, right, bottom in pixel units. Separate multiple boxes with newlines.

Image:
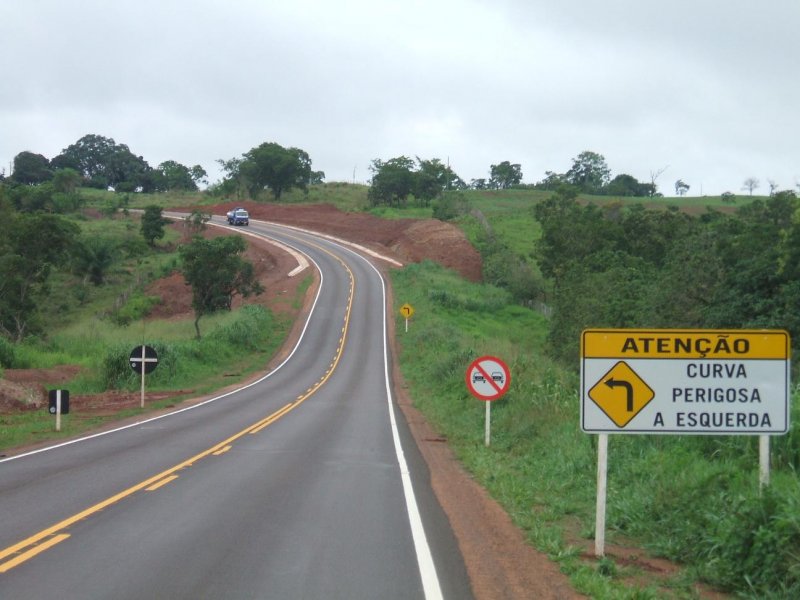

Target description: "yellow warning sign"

left=399, top=303, right=415, bottom=319
left=582, top=329, right=789, bottom=359
left=588, top=361, right=655, bottom=428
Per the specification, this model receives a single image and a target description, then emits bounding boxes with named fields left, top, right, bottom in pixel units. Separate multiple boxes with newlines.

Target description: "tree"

left=52, top=134, right=151, bottom=189
left=414, top=158, right=465, bottom=206
left=489, top=161, right=523, bottom=189
left=11, top=151, right=52, bottom=184
left=189, top=165, right=208, bottom=187
left=768, top=180, right=779, bottom=196
left=52, top=168, right=82, bottom=193
left=182, top=210, right=211, bottom=241
left=470, top=178, right=488, bottom=190
left=105, top=146, right=151, bottom=190
left=742, top=177, right=760, bottom=196
left=157, top=160, right=201, bottom=191
left=565, top=151, right=610, bottom=193
left=72, top=235, right=117, bottom=285
left=533, top=185, right=615, bottom=285
left=368, top=156, right=416, bottom=207
left=648, top=165, right=669, bottom=197
left=179, top=236, right=264, bottom=338
left=52, top=134, right=117, bottom=183
left=140, top=205, right=167, bottom=246
left=214, top=157, right=247, bottom=198
left=237, top=142, right=312, bottom=200
left=0, top=213, right=78, bottom=340
left=606, top=174, right=655, bottom=197
left=674, top=179, right=690, bottom=196
left=536, top=171, right=565, bottom=191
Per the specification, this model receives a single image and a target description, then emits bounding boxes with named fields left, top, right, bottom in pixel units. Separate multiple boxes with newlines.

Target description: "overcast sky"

left=2, top=0, right=798, bottom=196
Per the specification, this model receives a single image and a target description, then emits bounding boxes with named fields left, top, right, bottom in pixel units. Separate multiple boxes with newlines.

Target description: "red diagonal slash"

left=474, top=361, right=506, bottom=395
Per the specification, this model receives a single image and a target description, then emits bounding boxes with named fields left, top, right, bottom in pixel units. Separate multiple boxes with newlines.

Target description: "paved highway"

left=0, top=219, right=473, bottom=599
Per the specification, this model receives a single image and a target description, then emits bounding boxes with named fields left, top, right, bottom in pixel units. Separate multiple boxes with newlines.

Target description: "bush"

left=432, top=192, right=470, bottom=221
left=100, top=341, right=180, bottom=390
left=101, top=343, right=137, bottom=389
left=207, top=305, right=272, bottom=351
left=700, top=487, right=800, bottom=595
left=111, top=292, right=161, bottom=326
left=0, top=336, right=15, bottom=368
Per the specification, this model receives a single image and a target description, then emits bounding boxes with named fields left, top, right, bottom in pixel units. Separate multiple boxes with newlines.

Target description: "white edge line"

left=0, top=229, right=323, bottom=465
left=256, top=219, right=404, bottom=267
left=359, top=248, right=443, bottom=599
left=206, top=219, right=310, bottom=276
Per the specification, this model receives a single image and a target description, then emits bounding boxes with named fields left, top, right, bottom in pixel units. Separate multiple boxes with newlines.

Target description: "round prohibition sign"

left=466, top=355, right=511, bottom=401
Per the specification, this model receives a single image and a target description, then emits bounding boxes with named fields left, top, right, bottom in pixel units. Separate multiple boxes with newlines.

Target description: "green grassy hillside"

left=392, top=260, right=800, bottom=599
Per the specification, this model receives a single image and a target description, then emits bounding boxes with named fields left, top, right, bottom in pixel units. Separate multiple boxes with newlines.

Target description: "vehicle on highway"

left=227, top=208, right=250, bottom=226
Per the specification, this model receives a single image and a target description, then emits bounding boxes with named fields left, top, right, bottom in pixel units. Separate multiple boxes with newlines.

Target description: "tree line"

left=6, top=132, right=687, bottom=205
left=532, top=187, right=800, bottom=367
left=365, top=150, right=669, bottom=209
left=6, top=134, right=208, bottom=193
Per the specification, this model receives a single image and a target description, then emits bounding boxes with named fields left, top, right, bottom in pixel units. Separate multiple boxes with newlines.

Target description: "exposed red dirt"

left=203, top=201, right=483, bottom=282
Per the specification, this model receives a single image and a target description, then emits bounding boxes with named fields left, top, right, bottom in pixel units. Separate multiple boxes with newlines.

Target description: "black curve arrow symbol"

left=604, top=378, right=634, bottom=411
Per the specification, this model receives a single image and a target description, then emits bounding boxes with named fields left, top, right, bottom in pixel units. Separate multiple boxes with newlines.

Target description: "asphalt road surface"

left=0, top=218, right=473, bottom=599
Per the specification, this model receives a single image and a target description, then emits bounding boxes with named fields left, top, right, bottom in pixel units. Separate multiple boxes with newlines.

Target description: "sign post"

left=465, top=355, right=511, bottom=446
left=129, top=345, right=159, bottom=408
left=581, top=328, right=791, bottom=556
left=399, top=303, right=415, bottom=333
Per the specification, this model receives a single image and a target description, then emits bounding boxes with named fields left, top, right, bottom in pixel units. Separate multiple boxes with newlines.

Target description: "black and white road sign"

left=48, top=389, right=70, bottom=415
left=130, top=345, right=159, bottom=374
left=465, top=355, right=511, bottom=401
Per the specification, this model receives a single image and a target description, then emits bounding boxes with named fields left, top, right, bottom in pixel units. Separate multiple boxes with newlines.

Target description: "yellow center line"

left=0, top=239, right=357, bottom=574
left=248, top=403, right=294, bottom=434
left=0, top=534, right=70, bottom=574
left=145, top=475, right=179, bottom=492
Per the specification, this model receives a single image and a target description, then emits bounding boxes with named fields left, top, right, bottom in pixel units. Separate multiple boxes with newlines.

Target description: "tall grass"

left=1, top=305, right=289, bottom=451
left=392, top=260, right=800, bottom=598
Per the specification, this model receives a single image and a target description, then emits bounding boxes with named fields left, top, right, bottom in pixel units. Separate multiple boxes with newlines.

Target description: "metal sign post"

left=140, top=345, right=146, bottom=408
left=56, top=391, right=62, bottom=432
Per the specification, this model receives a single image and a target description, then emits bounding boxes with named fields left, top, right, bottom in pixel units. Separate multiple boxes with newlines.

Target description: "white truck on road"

left=226, top=208, right=250, bottom=226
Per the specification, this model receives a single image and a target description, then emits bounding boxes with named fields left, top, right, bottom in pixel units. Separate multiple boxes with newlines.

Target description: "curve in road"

left=0, top=219, right=472, bottom=599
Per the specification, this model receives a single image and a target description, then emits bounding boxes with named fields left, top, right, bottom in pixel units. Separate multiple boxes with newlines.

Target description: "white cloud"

left=1, top=0, right=797, bottom=194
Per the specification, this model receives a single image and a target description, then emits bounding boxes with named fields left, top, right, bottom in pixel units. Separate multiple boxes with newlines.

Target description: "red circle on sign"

left=465, top=355, right=511, bottom=401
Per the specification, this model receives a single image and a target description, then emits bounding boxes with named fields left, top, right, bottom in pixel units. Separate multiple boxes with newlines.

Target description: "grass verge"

left=391, top=260, right=800, bottom=599
left=0, top=303, right=293, bottom=453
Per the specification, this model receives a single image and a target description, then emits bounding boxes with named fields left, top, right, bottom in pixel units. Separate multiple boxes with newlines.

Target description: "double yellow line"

left=0, top=244, right=355, bottom=574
